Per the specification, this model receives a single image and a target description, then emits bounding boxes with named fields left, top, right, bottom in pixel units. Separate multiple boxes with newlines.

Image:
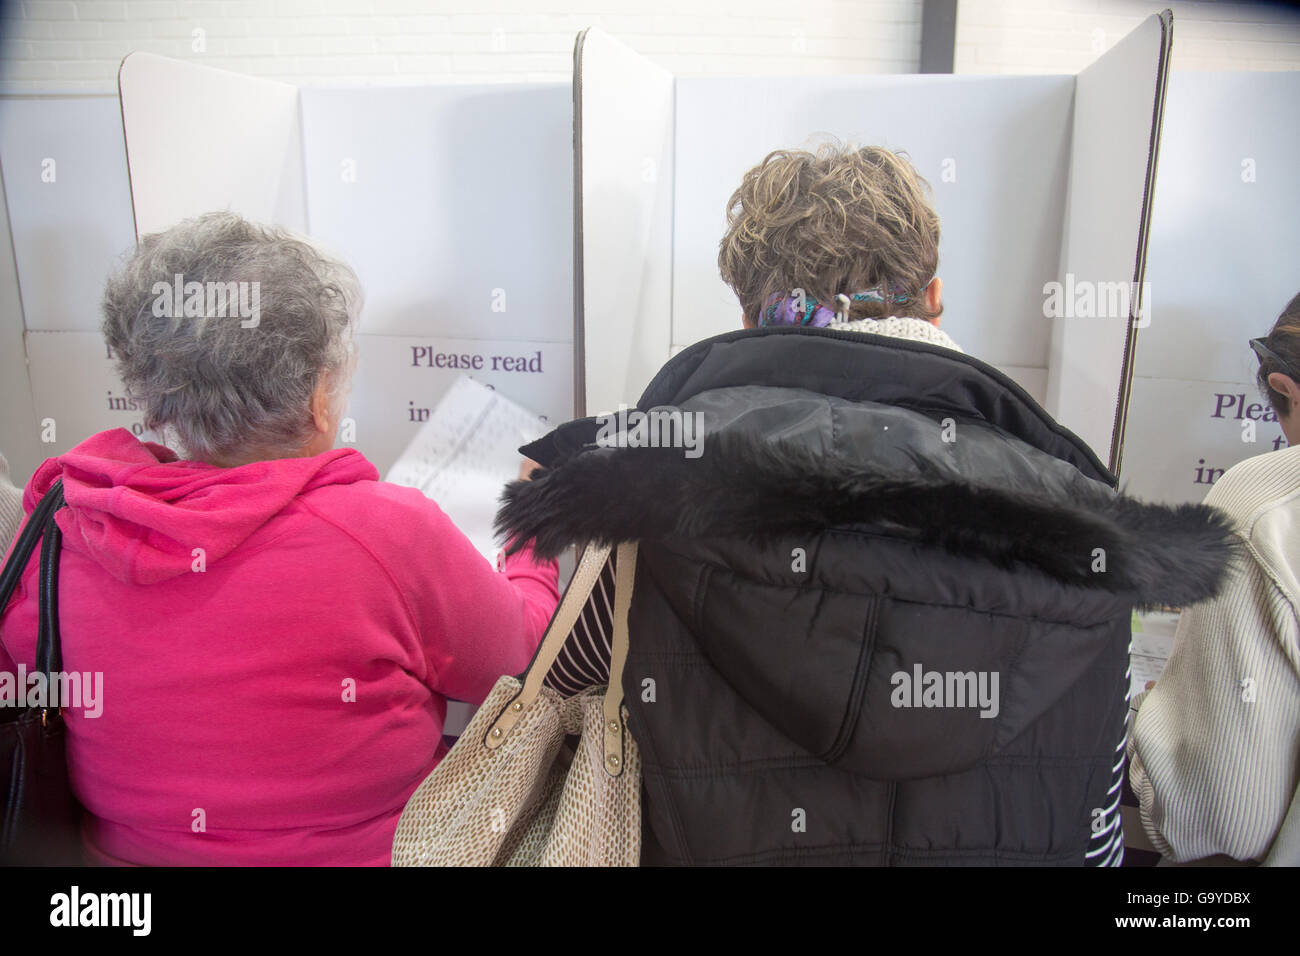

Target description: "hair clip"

left=835, top=294, right=851, bottom=322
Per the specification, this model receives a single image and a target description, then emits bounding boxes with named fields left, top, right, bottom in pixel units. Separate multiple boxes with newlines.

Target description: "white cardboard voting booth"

left=575, top=15, right=1174, bottom=475
left=4, top=11, right=1295, bottom=507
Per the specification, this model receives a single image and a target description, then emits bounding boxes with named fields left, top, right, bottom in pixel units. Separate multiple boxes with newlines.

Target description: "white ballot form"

left=1130, top=610, right=1180, bottom=700
left=385, top=375, right=548, bottom=564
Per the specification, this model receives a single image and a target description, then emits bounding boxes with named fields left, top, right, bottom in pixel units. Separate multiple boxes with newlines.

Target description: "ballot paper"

left=385, top=375, right=549, bottom=564
left=1129, top=611, right=1180, bottom=699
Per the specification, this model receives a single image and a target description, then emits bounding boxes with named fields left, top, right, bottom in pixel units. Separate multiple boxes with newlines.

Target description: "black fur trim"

left=497, top=430, right=1236, bottom=608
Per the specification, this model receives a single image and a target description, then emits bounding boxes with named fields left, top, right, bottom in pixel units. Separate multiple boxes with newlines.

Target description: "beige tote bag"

left=392, top=542, right=641, bottom=866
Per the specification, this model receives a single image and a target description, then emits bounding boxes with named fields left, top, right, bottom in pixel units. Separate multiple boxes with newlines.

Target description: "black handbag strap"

left=0, top=480, right=66, bottom=705
left=0, top=479, right=62, bottom=607
left=36, top=483, right=66, bottom=683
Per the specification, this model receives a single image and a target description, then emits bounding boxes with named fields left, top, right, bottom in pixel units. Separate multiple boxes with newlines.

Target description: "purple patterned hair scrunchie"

left=759, top=285, right=916, bottom=328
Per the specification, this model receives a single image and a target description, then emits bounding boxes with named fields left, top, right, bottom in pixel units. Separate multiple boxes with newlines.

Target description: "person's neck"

left=201, top=444, right=320, bottom=468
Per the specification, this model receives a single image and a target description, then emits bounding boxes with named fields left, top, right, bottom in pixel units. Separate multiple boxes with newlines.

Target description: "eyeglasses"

left=1250, top=337, right=1300, bottom=383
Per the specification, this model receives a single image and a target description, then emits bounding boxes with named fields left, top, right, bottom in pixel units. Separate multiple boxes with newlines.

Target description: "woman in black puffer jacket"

left=499, top=144, right=1236, bottom=866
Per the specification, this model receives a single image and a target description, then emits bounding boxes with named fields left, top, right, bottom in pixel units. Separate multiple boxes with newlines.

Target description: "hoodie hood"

left=27, top=428, right=378, bottom=585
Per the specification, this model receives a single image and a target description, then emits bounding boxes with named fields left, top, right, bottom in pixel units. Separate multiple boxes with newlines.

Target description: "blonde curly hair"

left=718, top=143, right=940, bottom=325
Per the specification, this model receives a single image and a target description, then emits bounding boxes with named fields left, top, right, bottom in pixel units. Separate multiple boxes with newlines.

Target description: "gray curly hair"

left=102, top=212, right=362, bottom=465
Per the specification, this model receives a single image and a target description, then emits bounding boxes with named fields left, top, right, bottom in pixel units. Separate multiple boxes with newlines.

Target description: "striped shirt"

left=544, top=548, right=615, bottom=696
left=1088, top=667, right=1129, bottom=867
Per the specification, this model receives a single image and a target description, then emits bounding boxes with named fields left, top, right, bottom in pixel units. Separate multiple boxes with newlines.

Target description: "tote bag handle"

left=484, top=541, right=639, bottom=777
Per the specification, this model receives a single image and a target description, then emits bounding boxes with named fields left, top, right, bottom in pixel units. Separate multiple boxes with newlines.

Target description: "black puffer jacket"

left=500, top=326, right=1236, bottom=866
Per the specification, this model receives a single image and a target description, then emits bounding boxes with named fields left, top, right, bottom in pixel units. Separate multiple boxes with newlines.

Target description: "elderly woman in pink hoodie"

left=0, top=212, right=560, bottom=866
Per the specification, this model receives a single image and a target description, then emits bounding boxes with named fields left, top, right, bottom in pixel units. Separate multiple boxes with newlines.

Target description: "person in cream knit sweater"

left=1128, top=293, right=1300, bottom=865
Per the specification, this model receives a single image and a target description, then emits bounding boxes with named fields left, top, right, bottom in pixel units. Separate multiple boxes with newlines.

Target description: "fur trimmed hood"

left=499, top=327, right=1237, bottom=610
left=497, top=428, right=1235, bottom=609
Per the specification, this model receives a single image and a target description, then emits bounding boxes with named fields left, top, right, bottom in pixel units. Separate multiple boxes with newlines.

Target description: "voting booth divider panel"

left=0, top=94, right=138, bottom=482
left=571, top=27, right=675, bottom=419
left=6, top=13, right=1295, bottom=507
left=1047, top=11, right=1172, bottom=475
left=0, top=171, right=40, bottom=484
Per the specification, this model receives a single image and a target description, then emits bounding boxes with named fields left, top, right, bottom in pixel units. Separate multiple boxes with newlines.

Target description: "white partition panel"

left=119, top=52, right=306, bottom=237
left=574, top=28, right=675, bottom=415
left=0, top=175, right=41, bottom=485
left=1132, top=71, right=1300, bottom=384
left=25, top=332, right=157, bottom=460
left=1124, top=377, right=1285, bottom=503
left=300, top=85, right=573, bottom=343
left=0, top=96, right=135, bottom=332
left=1047, top=11, right=1172, bottom=472
left=1120, top=70, right=1300, bottom=504
left=0, top=95, right=136, bottom=483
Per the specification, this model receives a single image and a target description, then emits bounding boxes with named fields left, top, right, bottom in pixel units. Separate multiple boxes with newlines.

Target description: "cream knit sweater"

left=1128, top=442, right=1300, bottom=865
left=0, top=453, right=24, bottom=554
left=828, top=315, right=964, bottom=353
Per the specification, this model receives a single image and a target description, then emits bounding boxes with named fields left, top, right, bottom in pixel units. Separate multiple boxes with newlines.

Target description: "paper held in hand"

left=385, top=375, right=549, bottom=563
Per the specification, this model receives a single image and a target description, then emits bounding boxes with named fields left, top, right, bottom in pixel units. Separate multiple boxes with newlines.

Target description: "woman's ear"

left=310, top=374, right=334, bottom=435
left=1267, top=371, right=1300, bottom=413
left=925, top=277, right=943, bottom=326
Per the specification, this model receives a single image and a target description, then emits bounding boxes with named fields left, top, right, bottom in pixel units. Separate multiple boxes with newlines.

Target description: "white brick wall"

left=0, top=0, right=1295, bottom=93
left=956, top=0, right=1300, bottom=73
left=0, top=0, right=924, bottom=93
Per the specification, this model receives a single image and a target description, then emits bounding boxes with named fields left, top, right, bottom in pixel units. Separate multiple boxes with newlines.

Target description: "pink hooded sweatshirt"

left=0, top=428, right=560, bottom=866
